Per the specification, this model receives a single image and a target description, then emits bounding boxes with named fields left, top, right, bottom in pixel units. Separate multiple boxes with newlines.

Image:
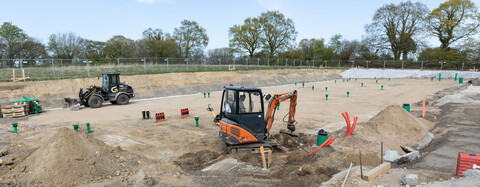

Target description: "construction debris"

left=383, top=150, right=420, bottom=164
left=402, top=174, right=419, bottom=186
left=417, top=132, right=434, bottom=150
left=462, top=169, right=480, bottom=178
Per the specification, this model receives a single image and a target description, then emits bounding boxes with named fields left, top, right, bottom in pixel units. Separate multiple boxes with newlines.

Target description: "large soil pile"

left=334, top=105, right=434, bottom=153
left=9, top=128, right=142, bottom=186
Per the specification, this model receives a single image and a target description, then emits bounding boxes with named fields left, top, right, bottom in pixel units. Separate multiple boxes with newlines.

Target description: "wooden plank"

left=362, top=162, right=391, bottom=181
left=267, top=149, right=272, bottom=168
left=260, top=146, right=267, bottom=169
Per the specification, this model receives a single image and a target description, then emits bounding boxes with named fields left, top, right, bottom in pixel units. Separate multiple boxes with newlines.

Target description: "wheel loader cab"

left=219, top=86, right=267, bottom=145
left=102, top=74, right=120, bottom=94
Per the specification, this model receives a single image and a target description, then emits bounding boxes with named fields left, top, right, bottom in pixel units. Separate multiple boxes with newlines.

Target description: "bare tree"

left=365, top=1, right=429, bottom=60
left=48, top=32, right=84, bottom=59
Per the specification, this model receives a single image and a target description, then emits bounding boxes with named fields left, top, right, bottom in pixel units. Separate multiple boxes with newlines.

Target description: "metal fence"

left=0, top=57, right=479, bottom=81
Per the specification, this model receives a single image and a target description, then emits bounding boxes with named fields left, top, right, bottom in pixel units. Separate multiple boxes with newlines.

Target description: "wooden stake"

left=381, top=138, right=383, bottom=164
left=422, top=98, right=426, bottom=117
left=260, top=146, right=267, bottom=169
left=267, top=149, right=272, bottom=168
left=12, top=69, right=15, bottom=82
left=359, top=147, right=363, bottom=179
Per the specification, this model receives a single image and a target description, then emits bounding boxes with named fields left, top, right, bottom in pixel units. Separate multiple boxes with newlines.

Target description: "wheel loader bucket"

left=64, top=98, right=80, bottom=111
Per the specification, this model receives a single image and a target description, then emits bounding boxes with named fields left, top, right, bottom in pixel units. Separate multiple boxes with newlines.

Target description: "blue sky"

left=1, top=0, right=478, bottom=50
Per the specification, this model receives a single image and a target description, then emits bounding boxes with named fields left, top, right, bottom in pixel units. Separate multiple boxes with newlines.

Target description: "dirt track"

left=0, top=69, right=473, bottom=186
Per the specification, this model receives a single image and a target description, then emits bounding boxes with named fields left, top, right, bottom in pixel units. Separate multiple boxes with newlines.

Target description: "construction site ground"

left=0, top=69, right=477, bottom=186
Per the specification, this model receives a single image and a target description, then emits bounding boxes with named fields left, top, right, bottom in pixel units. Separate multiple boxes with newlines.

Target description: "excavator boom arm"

left=265, top=90, right=297, bottom=133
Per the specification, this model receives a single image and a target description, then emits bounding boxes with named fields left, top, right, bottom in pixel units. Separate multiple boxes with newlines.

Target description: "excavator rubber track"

left=226, top=140, right=276, bottom=154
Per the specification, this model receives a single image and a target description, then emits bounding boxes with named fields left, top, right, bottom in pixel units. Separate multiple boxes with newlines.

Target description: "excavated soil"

left=0, top=70, right=461, bottom=186
left=1, top=128, right=144, bottom=186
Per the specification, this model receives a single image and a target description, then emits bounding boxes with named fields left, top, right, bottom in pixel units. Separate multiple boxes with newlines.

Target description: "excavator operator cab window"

left=240, top=91, right=262, bottom=114
left=223, top=90, right=236, bottom=114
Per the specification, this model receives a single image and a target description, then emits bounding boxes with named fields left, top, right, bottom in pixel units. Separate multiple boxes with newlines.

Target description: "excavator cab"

left=219, top=86, right=267, bottom=146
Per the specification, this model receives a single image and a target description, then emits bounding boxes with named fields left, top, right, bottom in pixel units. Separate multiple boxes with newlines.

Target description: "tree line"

left=1, top=0, right=479, bottom=64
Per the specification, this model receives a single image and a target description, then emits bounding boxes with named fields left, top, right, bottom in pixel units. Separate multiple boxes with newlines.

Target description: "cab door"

left=236, top=91, right=265, bottom=138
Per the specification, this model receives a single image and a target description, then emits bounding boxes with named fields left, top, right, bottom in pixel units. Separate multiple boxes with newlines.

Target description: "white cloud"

left=135, top=0, right=176, bottom=4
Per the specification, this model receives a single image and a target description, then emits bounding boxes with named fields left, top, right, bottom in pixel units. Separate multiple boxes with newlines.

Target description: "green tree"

left=418, top=47, right=467, bottom=61
left=81, top=40, right=106, bottom=59
left=17, top=39, right=47, bottom=60
left=259, top=10, right=297, bottom=57
left=139, top=28, right=178, bottom=57
left=48, top=32, right=84, bottom=59
left=428, top=0, right=480, bottom=49
left=207, top=47, right=235, bottom=59
left=313, top=38, right=335, bottom=60
left=328, top=34, right=342, bottom=54
left=0, top=22, right=28, bottom=59
left=365, top=1, right=429, bottom=60
left=173, top=20, right=209, bottom=58
left=103, top=35, right=136, bottom=58
left=228, top=17, right=263, bottom=57
left=298, top=38, right=316, bottom=59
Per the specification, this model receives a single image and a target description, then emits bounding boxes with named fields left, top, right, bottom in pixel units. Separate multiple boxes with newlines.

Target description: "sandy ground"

left=0, top=69, right=342, bottom=108
left=0, top=70, right=469, bottom=186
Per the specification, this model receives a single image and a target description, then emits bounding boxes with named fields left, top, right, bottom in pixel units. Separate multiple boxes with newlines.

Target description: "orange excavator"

left=217, top=85, right=298, bottom=153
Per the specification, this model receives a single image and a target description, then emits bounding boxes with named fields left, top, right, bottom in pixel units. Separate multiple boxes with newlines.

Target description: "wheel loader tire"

left=110, top=101, right=118, bottom=105
left=117, top=94, right=129, bottom=105
left=88, top=95, right=103, bottom=108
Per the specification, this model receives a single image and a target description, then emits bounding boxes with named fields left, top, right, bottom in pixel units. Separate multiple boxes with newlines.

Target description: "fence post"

left=286, top=59, right=288, bottom=66
left=338, top=60, right=340, bottom=68
left=61, top=59, right=64, bottom=78
left=166, top=58, right=169, bottom=72
left=87, top=60, right=90, bottom=77
left=401, top=60, right=404, bottom=69
left=246, top=58, right=249, bottom=69
left=440, top=61, right=443, bottom=71
left=257, top=58, right=260, bottom=66
left=117, top=58, right=120, bottom=72
left=51, top=58, right=56, bottom=78
left=143, top=57, right=147, bottom=73
left=186, top=58, right=189, bottom=71
left=267, top=58, right=269, bottom=67
left=462, top=61, right=464, bottom=71
left=204, top=59, right=206, bottom=71
left=383, top=60, right=386, bottom=69
left=19, top=59, right=24, bottom=78
left=421, top=61, right=423, bottom=71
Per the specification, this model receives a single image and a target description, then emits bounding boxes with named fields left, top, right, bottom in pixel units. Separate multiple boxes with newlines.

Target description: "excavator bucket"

left=279, top=129, right=299, bottom=137
left=63, top=98, right=80, bottom=111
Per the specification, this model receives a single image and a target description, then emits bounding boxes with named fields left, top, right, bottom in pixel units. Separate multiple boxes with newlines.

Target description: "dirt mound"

left=174, top=150, right=221, bottom=171
left=334, top=105, right=433, bottom=153
left=10, top=128, right=142, bottom=186
left=368, top=105, right=433, bottom=137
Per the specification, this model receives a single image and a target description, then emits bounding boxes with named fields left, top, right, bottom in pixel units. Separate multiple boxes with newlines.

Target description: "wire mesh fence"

left=0, top=57, right=479, bottom=81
